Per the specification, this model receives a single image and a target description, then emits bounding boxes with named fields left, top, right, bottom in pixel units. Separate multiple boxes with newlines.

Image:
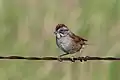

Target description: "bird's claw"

left=83, top=56, right=89, bottom=61
left=57, top=57, right=63, bottom=62
left=78, top=56, right=89, bottom=62
left=78, top=57, right=83, bottom=62
left=70, top=56, right=75, bottom=62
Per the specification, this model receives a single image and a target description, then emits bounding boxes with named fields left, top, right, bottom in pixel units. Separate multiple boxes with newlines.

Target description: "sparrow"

left=54, top=24, right=87, bottom=61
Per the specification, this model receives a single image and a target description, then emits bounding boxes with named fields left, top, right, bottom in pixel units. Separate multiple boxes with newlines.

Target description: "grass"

left=0, top=0, right=120, bottom=80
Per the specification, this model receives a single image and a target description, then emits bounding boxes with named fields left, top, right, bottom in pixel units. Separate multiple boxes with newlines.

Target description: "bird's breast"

left=57, top=36, right=72, bottom=48
left=56, top=36, right=81, bottom=54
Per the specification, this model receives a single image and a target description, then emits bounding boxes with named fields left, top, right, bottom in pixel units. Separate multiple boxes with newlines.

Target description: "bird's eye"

left=58, top=29, right=68, bottom=34
left=59, top=30, right=63, bottom=33
left=60, top=30, right=63, bottom=31
left=59, top=29, right=67, bottom=33
left=60, top=29, right=68, bottom=32
left=64, top=29, right=68, bottom=31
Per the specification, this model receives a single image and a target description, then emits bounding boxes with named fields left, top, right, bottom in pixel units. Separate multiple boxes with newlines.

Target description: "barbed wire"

left=0, top=56, right=120, bottom=62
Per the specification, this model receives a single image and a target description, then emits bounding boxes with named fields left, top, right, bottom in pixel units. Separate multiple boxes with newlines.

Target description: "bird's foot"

left=78, top=56, right=89, bottom=62
left=57, top=56, right=63, bottom=62
left=78, top=57, right=83, bottom=62
left=83, top=56, right=89, bottom=61
left=70, top=56, right=75, bottom=62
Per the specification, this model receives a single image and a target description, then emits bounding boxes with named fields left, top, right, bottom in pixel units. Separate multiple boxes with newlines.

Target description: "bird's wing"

left=70, top=33, right=87, bottom=43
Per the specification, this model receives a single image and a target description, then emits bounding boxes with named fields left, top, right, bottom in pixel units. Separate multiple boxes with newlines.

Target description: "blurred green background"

left=0, top=0, right=120, bottom=80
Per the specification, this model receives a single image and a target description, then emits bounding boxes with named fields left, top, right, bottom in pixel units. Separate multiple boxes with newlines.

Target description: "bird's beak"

left=54, top=31, right=57, bottom=35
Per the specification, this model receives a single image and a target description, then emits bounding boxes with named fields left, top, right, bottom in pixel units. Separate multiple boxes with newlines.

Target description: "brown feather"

left=56, top=24, right=67, bottom=31
left=70, top=33, right=87, bottom=44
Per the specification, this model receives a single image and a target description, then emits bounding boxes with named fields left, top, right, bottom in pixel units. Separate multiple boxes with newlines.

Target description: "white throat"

left=56, top=33, right=64, bottom=38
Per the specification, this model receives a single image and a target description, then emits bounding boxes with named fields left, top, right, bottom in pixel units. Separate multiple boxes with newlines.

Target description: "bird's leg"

left=59, top=53, right=69, bottom=57
left=78, top=57, right=83, bottom=62
left=70, top=56, right=75, bottom=62
left=78, top=49, right=84, bottom=62
left=78, top=45, right=87, bottom=62
left=80, top=44, right=86, bottom=53
left=57, top=53, right=69, bottom=62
